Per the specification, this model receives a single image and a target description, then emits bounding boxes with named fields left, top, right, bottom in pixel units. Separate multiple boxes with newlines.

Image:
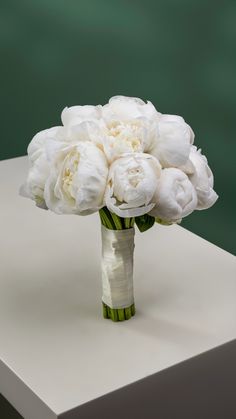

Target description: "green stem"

left=102, top=302, right=135, bottom=322
left=99, top=207, right=134, bottom=230
left=124, top=217, right=131, bottom=229
left=99, top=207, right=115, bottom=229
left=110, top=212, right=123, bottom=230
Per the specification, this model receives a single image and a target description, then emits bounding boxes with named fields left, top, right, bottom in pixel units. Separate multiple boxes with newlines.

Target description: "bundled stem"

left=102, top=302, right=135, bottom=321
left=99, top=207, right=135, bottom=322
left=99, top=207, right=134, bottom=230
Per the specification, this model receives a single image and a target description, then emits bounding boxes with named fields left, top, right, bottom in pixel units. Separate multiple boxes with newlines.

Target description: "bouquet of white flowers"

left=20, top=96, right=218, bottom=321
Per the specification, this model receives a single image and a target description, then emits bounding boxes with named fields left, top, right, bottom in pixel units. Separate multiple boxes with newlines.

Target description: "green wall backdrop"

left=0, top=0, right=235, bottom=254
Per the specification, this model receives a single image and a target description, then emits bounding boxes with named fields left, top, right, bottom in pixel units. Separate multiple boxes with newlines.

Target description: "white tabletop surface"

left=0, top=156, right=236, bottom=419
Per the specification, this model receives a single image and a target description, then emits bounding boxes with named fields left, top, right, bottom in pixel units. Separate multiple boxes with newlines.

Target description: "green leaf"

left=135, top=214, right=155, bottom=232
left=155, top=217, right=173, bottom=226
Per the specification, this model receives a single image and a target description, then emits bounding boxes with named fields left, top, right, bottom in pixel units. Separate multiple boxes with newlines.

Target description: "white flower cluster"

left=21, top=96, right=218, bottom=222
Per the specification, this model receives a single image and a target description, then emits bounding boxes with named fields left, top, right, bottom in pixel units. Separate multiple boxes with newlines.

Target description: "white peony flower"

left=105, top=153, right=161, bottom=217
left=44, top=141, right=108, bottom=215
left=187, top=146, right=218, bottom=210
left=27, top=126, right=65, bottom=163
left=102, top=95, right=160, bottom=121
left=20, top=127, right=66, bottom=208
left=61, top=104, right=102, bottom=127
left=149, top=168, right=197, bottom=222
left=101, top=119, right=149, bottom=163
left=20, top=122, right=107, bottom=212
left=61, top=105, right=105, bottom=147
left=149, top=114, right=194, bottom=168
left=20, top=96, right=218, bottom=222
left=101, top=96, right=160, bottom=163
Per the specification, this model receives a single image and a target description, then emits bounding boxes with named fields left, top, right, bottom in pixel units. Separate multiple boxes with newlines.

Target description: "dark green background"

left=1, top=0, right=235, bottom=254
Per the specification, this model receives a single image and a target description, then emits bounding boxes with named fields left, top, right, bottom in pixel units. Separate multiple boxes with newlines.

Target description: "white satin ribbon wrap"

left=101, top=225, right=135, bottom=309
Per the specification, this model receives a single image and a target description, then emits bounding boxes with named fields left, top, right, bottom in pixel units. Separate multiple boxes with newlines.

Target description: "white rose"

left=187, top=146, right=218, bottom=210
left=101, top=96, right=160, bottom=163
left=20, top=127, right=66, bottom=208
left=150, top=114, right=194, bottom=168
left=44, top=141, right=108, bottom=215
left=105, top=153, right=161, bottom=217
left=149, top=168, right=197, bottom=222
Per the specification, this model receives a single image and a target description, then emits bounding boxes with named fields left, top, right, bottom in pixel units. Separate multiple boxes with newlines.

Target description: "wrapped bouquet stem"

left=20, top=95, right=218, bottom=322
left=99, top=208, right=135, bottom=321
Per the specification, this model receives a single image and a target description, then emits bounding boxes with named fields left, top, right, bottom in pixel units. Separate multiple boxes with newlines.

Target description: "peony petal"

left=150, top=114, right=194, bottom=167
left=61, top=105, right=102, bottom=127
left=105, top=152, right=160, bottom=218
left=103, top=95, right=160, bottom=122
left=105, top=188, right=155, bottom=218
left=44, top=142, right=108, bottom=215
left=149, top=168, right=197, bottom=221
left=188, top=146, right=218, bottom=210
left=27, top=126, right=65, bottom=163
left=195, top=187, right=218, bottom=210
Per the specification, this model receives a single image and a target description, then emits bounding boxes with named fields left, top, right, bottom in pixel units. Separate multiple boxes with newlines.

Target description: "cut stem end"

left=102, top=302, right=136, bottom=322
